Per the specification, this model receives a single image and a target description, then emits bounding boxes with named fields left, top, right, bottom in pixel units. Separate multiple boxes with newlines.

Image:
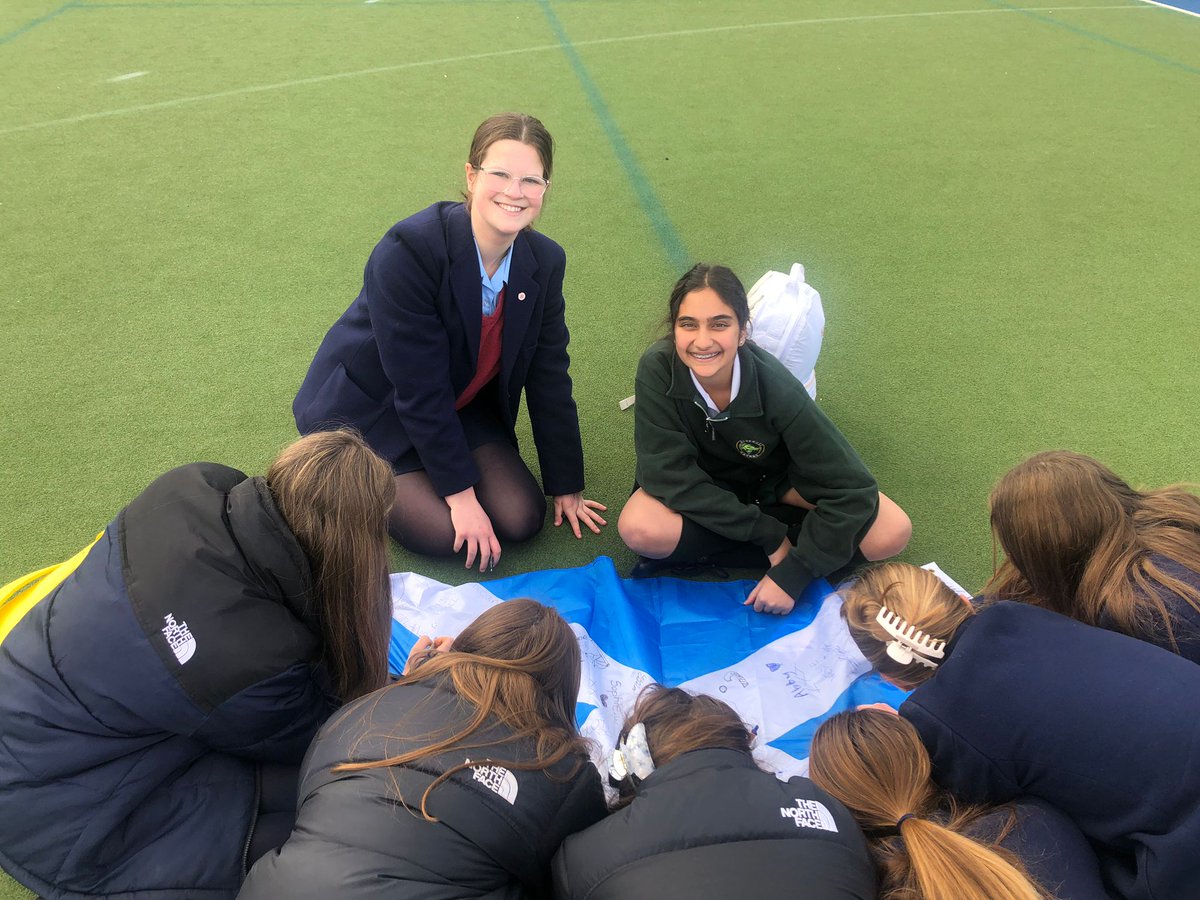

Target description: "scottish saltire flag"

left=388, top=556, right=907, bottom=779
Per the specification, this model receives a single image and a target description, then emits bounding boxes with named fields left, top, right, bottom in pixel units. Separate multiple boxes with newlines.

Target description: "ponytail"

left=809, top=710, right=1044, bottom=900
left=896, top=816, right=1041, bottom=900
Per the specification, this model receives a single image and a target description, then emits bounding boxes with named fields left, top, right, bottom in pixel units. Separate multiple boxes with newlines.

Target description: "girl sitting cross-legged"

left=619, top=263, right=911, bottom=615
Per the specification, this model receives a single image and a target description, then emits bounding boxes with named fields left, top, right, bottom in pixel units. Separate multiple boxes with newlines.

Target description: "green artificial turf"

left=2, top=0, right=1198, bottom=894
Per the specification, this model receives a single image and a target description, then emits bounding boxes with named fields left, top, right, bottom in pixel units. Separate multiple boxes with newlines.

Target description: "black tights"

left=388, top=441, right=546, bottom=556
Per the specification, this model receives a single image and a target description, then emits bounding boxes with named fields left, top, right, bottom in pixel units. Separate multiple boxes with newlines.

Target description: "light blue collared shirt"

left=475, top=241, right=512, bottom=317
left=690, top=353, right=742, bottom=416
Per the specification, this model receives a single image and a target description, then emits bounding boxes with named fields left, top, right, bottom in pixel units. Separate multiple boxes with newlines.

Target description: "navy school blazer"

left=294, top=201, right=585, bottom=498
left=902, top=601, right=1200, bottom=900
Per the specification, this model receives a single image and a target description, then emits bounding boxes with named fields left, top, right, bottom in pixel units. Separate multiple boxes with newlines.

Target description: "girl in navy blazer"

left=839, top=561, right=1200, bottom=900
left=294, top=113, right=605, bottom=570
left=810, top=709, right=1110, bottom=899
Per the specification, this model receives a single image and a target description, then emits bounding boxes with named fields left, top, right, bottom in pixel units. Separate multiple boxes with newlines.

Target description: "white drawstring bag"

left=746, top=262, right=824, bottom=399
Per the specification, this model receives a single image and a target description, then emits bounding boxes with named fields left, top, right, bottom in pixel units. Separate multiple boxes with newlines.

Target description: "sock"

left=661, top=517, right=769, bottom=569
left=826, top=549, right=869, bottom=586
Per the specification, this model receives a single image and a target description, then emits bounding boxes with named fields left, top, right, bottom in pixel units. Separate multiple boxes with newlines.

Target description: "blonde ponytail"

left=809, top=710, right=1045, bottom=900
left=900, top=816, right=1041, bottom=900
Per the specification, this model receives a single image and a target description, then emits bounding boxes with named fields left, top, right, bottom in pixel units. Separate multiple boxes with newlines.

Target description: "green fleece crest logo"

left=735, top=439, right=766, bottom=459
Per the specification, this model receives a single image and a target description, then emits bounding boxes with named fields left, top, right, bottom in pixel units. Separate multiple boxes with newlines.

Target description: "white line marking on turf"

left=0, top=5, right=1152, bottom=137
left=1135, top=0, right=1200, bottom=17
left=106, top=71, right=149, bottom=83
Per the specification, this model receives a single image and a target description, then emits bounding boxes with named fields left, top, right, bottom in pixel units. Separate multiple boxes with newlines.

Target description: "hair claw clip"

left=876, top=606, right=946, bottom=669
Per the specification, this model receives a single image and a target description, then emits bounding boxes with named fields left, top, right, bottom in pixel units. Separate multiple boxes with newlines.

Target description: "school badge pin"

left=735, top=439, right=766, bottom=459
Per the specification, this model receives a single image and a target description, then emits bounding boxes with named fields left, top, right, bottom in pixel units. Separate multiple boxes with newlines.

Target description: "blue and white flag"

left=389, top=556, right=907, bottom=779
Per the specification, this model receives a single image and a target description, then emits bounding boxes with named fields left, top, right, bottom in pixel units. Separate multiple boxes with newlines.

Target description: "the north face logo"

left=466, top=759, right=518, bottom=805
left=162, top=614, right=196, bottom=664
left=735, top=439, right=766, bottom=459
left=780, top=798, right=838, bottom=832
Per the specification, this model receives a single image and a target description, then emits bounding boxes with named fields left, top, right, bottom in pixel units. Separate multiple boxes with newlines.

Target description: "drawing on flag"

left=388, top=556, right=910, bottom=778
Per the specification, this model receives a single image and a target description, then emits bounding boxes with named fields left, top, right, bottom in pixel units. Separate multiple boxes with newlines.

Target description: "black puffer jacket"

left=552, top=749, right=876, bottom=900
left=240, top=677, right=607, bottom=899
left=0, top=463, right=334, bottom=900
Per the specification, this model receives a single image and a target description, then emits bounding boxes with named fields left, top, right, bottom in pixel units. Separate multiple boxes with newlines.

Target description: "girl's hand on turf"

left=445, top=488, right=501, bottom=572
left=552, top=492, right=608, bottom=538
left=744, top=575, right=795, bottom=616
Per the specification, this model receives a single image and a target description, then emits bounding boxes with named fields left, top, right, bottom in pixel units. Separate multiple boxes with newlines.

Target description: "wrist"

left=768, top=555, right=815, bottom=600
left=445, top=487, right=478, bottom=509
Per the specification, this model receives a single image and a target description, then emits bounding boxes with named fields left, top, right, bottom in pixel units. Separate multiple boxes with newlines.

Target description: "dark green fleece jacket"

left=633, top=339, right=879, bottom=598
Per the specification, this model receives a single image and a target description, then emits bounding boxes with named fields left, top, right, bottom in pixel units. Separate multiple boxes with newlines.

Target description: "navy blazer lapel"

left=501, top=233, right=539, bottom=378
left=448, top=205, right=483, bottom=367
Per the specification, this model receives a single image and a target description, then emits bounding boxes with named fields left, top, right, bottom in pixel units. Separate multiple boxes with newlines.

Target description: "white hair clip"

left=608, top=722, right=656, bottom=782
left=876, top=606, right=946, bottom=669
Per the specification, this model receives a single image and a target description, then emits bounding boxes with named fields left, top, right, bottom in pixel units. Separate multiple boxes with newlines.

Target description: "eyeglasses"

left=473, top=166, right=551, bottom=198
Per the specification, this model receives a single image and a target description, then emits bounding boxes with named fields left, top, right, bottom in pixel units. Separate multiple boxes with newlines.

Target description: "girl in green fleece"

left=618, top=264, right=911, bottom=614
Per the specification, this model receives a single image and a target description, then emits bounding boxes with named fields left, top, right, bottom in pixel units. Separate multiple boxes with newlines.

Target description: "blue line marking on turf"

left=985, top=0, right=1200, bottom=75
left=0, top=1, right=77, bottom=46
left=536, top=0, right=691, bottom=271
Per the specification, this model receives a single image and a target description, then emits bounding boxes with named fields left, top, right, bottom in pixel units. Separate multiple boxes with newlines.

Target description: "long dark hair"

left=810, top=710, right=1045, bottom=900
left=266, top=429, right=395, bottom=702
left=987, top=450, right=1200, bottom=651
left=334, top=599, right=591, bottom=818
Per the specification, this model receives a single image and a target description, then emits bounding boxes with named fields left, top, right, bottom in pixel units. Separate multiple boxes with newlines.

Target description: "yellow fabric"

left=0, top=534, right=103, bottom=645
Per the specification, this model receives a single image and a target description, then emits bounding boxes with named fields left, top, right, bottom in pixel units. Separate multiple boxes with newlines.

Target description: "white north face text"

left=780, top=799, right=838, bottom=832
left=466, top=759, right=518, bottom=805
left=162, top=614, right=196, bottom=664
